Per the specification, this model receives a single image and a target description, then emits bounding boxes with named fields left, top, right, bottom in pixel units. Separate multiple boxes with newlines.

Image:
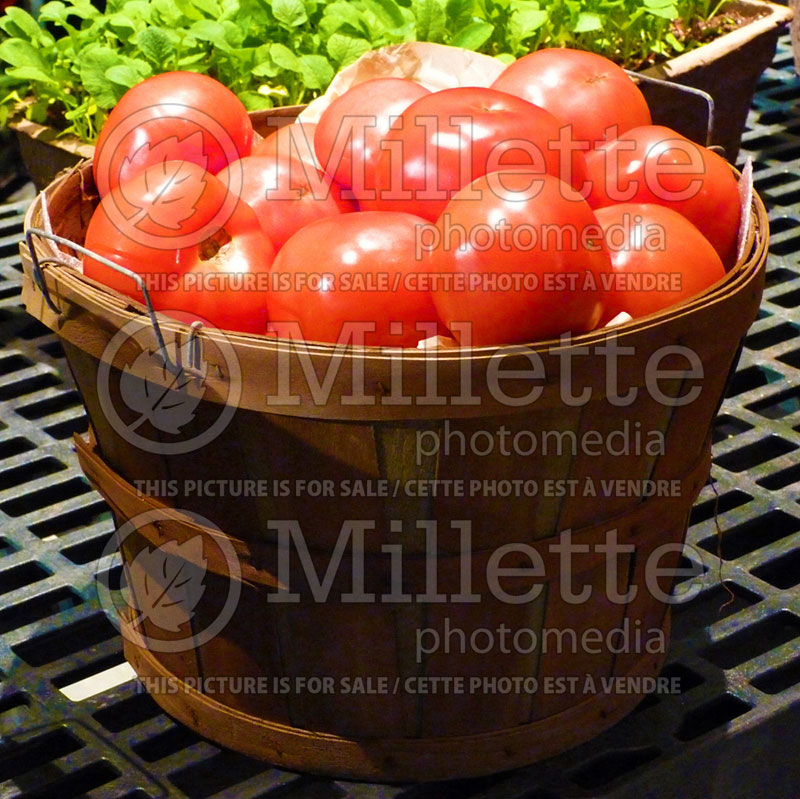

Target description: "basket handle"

left=625, top=70, right=717, bottom=152
left=25, top=226, right=205, bottom=377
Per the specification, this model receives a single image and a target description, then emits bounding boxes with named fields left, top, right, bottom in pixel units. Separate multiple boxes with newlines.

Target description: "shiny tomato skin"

left=253, top=122, right=320, bottom=169
left=314, top=77, right=431, bottom=200
left=491, top=48, right=651, bottom=148
left=363, top=86, right=588, bottom=221
left=594, top=203, right=725, bottom=322
left=158, top=229, right=274, bottom=334
left=83, top=161, right=274, bottom=334
left=268, top=211, right=440, bottom=347
left=217, top=155, right=356, bottom=250
left=93, top=71, right=253, bottom=197
left=428, top=170, right=611, bottom=346
left=585, top=125, right=741, bottom=266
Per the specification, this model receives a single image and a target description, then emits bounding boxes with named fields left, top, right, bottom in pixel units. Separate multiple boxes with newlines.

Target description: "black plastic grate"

left=0, top=35, right=798, bottom=799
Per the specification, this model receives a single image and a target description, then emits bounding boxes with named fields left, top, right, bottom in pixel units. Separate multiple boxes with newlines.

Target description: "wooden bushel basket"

left=19, top=136, right=768, bottom=781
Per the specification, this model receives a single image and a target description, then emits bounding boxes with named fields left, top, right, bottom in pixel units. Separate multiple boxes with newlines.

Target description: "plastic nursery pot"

left=9, top=105, right=304, bottom=192
left=638, top=0, right=793, bottom=161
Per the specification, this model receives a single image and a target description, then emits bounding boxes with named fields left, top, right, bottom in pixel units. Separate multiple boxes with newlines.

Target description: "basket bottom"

left=123, top=620, right=670, bottom=783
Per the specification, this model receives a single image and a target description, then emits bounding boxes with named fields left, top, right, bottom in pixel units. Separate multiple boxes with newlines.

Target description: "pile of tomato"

left=83, top=49, right=741, bottom=346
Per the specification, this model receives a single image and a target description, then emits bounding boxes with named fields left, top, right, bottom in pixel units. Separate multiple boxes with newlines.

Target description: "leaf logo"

left=97, top=315, right=241, bottom=455
left=95, top=508, right=242, bottom=652
left=120, top=129, right=209, bottom=182
left=119, top=150, right=207, bottom=231
left=119, top=345, right=208, bottom=435
left=126, top=536, right=208, bottom=633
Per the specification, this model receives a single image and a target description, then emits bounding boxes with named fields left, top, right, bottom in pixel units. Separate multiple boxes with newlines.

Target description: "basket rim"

left=23, top=159, right=769, bottom=363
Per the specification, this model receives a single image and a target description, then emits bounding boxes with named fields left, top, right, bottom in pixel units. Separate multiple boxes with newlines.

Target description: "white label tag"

left=736, top=158, right=754, bottom=264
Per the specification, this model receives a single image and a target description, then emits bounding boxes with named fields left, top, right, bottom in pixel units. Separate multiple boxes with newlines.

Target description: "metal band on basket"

left=25, top=226, right=205, bottom=378
left=624, top=71, right=717, bottom=151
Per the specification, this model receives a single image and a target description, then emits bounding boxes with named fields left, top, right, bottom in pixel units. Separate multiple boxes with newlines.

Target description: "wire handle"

left=625, top=70, right=716, bottom=150
left=25, top=226, right=201, bottom=377
left=187, top=320, right=205, bottom=374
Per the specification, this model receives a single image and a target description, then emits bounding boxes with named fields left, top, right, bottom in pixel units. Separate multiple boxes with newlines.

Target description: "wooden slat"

left=375, top=423, right=439, bottom=552
left=193, top=577, right=291, bottom=723
left=432, top=409, right=583, bottom=548
left=611, top=518, right=688, bottom=680
left=556, top=388, right=676, bottom=531
left=243, top=413, right=384, bottom=550
left=419, top=560, right=547, bottom=736
left=120, top=528, right=201, bottom=683
left=62, top=342, right=171, bottom=487
left=276, top=603, right=406, bottom=737
left=531, top=550, right=630, bottom=720
left=650, top=349, right=735, bottom=482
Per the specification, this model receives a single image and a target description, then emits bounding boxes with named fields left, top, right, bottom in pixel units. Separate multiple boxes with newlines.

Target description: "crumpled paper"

left=298, top=42, right=506, bottom=125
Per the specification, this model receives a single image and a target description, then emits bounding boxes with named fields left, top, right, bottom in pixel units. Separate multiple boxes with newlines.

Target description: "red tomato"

left=93, top=72, right=253, bottom=197
left=314, top=77, right=430, bottom=200
left=585, top=125, right=741, bottom=266
left=594, top=203, right=725, bottom=322
left=253, top=121, right=319, bottom=169
left=268, top=212, right=440, bottom=347
left=491, top=48, right=651, bottom=148
left=362, top=86, right=588, bottom=221
left=83, top=161, right=275, bottom=334
left=217, top=156, right=356, bottom=250
left=426, top=170, right=611, bottom=345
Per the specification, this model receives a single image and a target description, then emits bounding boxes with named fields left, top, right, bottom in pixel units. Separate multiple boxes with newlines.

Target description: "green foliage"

left=464, top=0, right=724, bottom=66
left=0, top=0, right=734, bottom=143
